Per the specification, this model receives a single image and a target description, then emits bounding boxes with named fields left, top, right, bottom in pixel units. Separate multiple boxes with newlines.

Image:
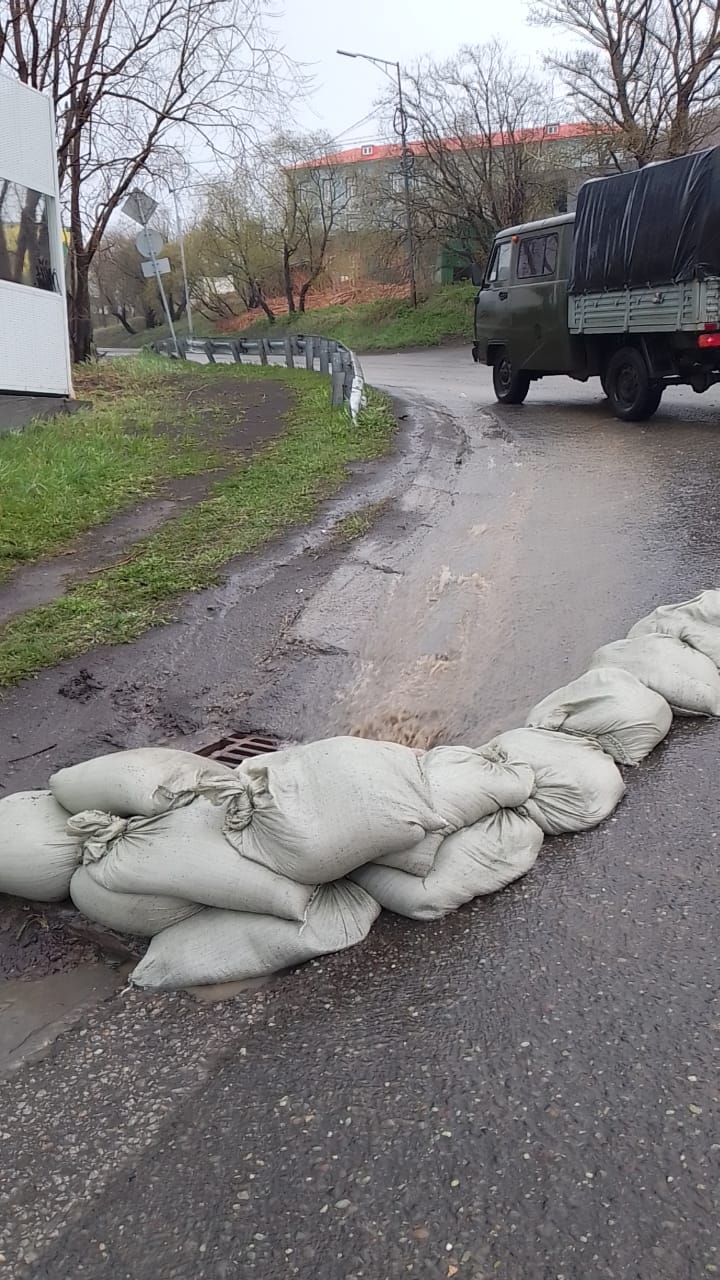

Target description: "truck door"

left=511, top=230, right=572, bottom=372
left=474, top=239, right=513, bottom=363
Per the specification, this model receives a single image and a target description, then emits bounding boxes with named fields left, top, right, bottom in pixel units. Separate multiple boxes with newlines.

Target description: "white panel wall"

left=0, top=74, right=72, bottom=396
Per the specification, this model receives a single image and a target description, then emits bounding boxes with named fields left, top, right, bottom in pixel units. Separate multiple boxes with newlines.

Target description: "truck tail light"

left=698, top=333, right=720, bottom=348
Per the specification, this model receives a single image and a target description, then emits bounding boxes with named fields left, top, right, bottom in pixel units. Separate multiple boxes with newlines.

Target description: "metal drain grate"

left=196, top=731, right=286, bottom=767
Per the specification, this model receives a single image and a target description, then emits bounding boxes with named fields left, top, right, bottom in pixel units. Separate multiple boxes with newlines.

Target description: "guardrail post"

left=259, top=338, right=268, bottom=366
left=319, top=340, right=329, bottom=376
left=230, top=340, right=242, bottom=364
left=305, top=337, right=315, bottom=370
left=284, top=337, right=294, bottom=369
left=178, top=339, right=188, bottom=360
left=331, top=352, right=345, bottom=406
left=204, top=340, right=216, bottom=364
left=342, top=352, right=354, bottom=401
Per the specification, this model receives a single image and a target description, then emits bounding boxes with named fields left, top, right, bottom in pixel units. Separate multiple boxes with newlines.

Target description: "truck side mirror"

left=470, top=263, right=483, bottom=286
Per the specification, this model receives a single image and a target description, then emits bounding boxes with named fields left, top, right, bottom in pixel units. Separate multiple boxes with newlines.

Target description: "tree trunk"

left=282, top=245, right=296, bottom=313
left=111, top=308, right=136, bottom=335
left=68, top=250, right=93, bottom=362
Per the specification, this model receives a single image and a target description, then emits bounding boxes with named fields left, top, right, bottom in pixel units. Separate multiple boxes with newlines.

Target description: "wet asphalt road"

left=2, top=350, right=719, bottom=1279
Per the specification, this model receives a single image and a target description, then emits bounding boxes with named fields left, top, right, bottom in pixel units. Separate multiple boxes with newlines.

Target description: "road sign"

left=122, top=189, right=159, bottom=226
left=135, top=228, right=164, bottom=259
left=141, top=256, right=171, bottom=278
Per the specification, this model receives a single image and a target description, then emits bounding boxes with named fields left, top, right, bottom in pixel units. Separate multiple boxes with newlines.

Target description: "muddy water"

left=0, top=962, right=126, bottom=1076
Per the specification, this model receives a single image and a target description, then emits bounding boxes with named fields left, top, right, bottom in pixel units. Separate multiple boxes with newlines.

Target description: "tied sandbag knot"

left=196, top=777, right=254, bottom=832
left=67, top=810, right=147, bottom=864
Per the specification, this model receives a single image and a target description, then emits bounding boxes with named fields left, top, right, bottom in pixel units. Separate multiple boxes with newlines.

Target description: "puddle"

left=0, top=962, right=127, bottom=1076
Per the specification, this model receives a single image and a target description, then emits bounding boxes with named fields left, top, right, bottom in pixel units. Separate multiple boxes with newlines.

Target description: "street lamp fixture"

left=337, top=48, right=418, bottom=309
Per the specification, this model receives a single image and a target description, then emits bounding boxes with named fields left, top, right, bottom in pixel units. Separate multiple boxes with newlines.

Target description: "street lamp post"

left=337, top=49, right=418, bottom=309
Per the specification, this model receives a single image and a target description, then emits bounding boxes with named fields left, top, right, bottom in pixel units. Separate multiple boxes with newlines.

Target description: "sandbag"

left=526, top=666, right=673, bottom=765
left=50, top=747, right=238, bottom=818
left=421, top=746, right=535, bottom=829
left=628, top=589, right=720, bottom=668
left=353, top=807, right=544, bottom=920
left=588, top=634, right=720, bottom=716
left=70, top=866, right=201, bottom=937
left=372, top=832, right=444, bottom=877
left=68, top=797, right=314, bottom=922
left=0, top=790, right=81, bottom=902
left=206, top=737, right=447, bottom=884
left=130, top=879, right=381, bottom=990
left=482, top=728, right=626, bottom=835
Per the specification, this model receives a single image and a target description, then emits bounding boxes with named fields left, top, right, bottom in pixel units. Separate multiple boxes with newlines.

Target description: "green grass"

left=93, top=313, right=213, bottom=350
left=0, top=356, right=234, bottom=582
left=94, top=283, right=476, bottom=353
left=240, top=283, right=476, bottom=352
left=0, top=368, right=395, bottom=687
left=329, top=501, right=389, bottom=545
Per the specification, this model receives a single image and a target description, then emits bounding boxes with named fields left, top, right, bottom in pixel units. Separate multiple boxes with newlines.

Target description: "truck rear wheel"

left=604, top=347, right=663, bottom=422
left=492, top=351, right=531, bottom=405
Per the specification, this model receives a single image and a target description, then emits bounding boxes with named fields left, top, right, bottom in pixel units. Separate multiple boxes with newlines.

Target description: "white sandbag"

left=130, top=879, right=381, bottom=990
left=0, top=790, right=81, bottom=902
left=629, top=589, right=720, bottom=668
left=588, top=634, right=720, bottom=716
left=421, top=746, right=535, bottom=829
left=482, top=728, right=626, bottom=835
left=68, top=797, right=314, bottom=922
left=206, top=737, right=447, bottom=884
left=527, top=666, right=673, bottom=765
left=70, top=866, right=201, bottom=937
left=50, top=747, right=238, bottom=818
left=372, top=832, right=444, bottom=876
left=353, top=807, right=544, bottom=921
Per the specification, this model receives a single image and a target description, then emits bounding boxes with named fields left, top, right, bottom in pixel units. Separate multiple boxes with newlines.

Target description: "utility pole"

left=338, top=49, right=418, bottom=308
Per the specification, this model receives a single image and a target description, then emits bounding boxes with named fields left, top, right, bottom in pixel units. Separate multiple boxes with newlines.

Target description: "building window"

left=361, top=145, right=374, bottom=156
left=0, top=180, right=55, bottom=291
left=544, top=123, right=560, bottom=136
left=516, top=232, right=559, bottom=279
left=345, top=177, right=358, bottom=199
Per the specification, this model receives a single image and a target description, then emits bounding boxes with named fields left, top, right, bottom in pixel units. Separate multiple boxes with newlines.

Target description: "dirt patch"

left=0, top=898, right=100, bottom=981
left=0, top=374, right=289, bottom=625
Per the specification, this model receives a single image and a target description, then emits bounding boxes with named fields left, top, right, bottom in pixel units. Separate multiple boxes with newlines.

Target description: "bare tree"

left=199, top=134, right=353, bottom=318
left=265, top=133, right=353, bottom=313
left=0, top=1, right=290, bottom=360
left=397, top=43, right=562, bottom=259
left=533, top=0, right=720, bottom=167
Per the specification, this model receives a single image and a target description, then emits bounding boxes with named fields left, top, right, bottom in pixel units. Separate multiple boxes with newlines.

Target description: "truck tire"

left=604, top=347, right=663, bottom=422
left=492, top=351, right=531, bottom=405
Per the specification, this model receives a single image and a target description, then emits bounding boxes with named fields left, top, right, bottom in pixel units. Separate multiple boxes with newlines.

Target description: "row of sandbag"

left=1, top=589, right=720, bottom=989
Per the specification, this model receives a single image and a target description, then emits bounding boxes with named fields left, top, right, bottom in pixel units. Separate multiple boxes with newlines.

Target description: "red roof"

left=294, top=122, right=600, bottom=169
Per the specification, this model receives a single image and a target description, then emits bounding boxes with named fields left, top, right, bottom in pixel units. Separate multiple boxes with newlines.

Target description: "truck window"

left=486, top=240, right=512, bottom=285
left=516, top=233, right=558, bottom=280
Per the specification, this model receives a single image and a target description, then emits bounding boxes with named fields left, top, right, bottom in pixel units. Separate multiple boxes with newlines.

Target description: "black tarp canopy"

left=569, top=147, right=720, bottom=294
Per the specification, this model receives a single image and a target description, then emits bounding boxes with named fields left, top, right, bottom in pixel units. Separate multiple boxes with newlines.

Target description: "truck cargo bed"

left=568, top=278, right=720, bottom=335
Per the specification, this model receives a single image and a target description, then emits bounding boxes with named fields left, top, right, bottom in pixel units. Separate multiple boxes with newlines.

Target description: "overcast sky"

left=282, top=0, right=553, bottom=145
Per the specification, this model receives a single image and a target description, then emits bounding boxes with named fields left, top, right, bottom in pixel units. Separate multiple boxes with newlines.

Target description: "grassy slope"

left=240, top=284, right=476, bottom=351
left=93, top=314, right=213, bottom=350
left=0, top=358, right=234, bottom=582
left=95, top=284, right=476, bottom=353
left=0, top=365, right=395, bottom=687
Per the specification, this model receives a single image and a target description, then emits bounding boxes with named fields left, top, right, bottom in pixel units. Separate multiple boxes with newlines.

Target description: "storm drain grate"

left=196, top=731, right=286, bottom=767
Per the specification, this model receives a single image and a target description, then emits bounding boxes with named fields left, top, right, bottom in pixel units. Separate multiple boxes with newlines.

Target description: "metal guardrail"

left=150, top=334, right=367, bottom=419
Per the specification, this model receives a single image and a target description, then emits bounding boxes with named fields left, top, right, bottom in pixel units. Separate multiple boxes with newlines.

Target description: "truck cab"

left=472, top=213, right=577, bottom=405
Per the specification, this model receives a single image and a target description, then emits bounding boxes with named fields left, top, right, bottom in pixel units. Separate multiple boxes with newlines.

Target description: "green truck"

left=472, top=147, right=720, bottom=421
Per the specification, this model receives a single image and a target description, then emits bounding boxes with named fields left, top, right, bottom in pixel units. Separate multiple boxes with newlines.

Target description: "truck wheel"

left=605, top=347, right=663, bottom=422
left=493, top=351, right=531, bottom=405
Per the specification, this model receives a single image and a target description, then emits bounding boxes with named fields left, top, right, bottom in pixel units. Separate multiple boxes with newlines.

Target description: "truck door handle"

left=498, top=290, right=508, bottom=300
